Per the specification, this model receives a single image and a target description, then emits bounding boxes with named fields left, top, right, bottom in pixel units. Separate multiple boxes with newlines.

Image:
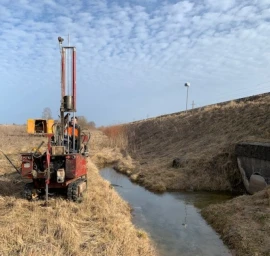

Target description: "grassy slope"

left=115, top=95, right=270, bottom=256
left=201, top=187, right=270, bottom=256
left=0, top=126, right=156, bottom=256
left=126, top=96, right=270, bottom=192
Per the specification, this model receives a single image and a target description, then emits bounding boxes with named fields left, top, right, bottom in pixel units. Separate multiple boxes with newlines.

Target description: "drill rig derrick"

left=20, top=37, right=89, bottom=203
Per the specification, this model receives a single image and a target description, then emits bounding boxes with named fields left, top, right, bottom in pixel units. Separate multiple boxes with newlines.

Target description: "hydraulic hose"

left=0, top=149, right=21, bottom=175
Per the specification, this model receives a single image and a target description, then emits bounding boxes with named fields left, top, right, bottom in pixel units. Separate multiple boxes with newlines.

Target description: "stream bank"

left=100, top=167, right=232, bottom=256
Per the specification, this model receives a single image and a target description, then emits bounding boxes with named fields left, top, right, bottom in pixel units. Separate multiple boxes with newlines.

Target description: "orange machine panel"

left=27, top=119, right=54, bottom=134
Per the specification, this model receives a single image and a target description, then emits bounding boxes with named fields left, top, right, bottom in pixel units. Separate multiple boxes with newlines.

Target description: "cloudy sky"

left=1, top=0, right=270, bottom=126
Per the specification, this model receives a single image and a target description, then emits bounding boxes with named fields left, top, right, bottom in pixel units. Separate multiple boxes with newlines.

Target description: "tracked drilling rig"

left=20, top=37, right=89, bottom=202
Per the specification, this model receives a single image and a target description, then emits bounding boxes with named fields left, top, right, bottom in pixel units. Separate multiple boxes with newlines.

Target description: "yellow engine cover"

left=27, top=119, right=54, bottom=134
left=47, top=119, right=54, bottom=134
left=27, top=119, right=35, bottom=134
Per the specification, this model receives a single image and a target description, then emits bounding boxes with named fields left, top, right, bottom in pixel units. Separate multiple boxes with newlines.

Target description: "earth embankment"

left=98, top=94, right=270, bottom=256
left=124, top=95, right=270, bottom=192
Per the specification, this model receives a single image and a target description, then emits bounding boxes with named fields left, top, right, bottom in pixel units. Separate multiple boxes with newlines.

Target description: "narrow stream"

left=100, top=167, right=233, bottom=256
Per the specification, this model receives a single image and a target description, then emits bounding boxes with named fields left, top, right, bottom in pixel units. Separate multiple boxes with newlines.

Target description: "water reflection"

left=100, top=168, right=232, bottom=256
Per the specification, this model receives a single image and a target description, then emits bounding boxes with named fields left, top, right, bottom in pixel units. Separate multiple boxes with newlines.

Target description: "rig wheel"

left=23, top=182, right=38, bottom=201
left=67, top=179, right=87, bottom=202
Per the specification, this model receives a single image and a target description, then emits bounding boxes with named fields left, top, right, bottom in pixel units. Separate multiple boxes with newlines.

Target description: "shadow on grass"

left=0, top=172, right=26, bottom=198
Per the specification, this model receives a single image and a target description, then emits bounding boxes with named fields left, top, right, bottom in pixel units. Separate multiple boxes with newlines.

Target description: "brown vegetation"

left=122, top=97, right=270, bottom=193
left=96, top=94, right=270, bottom=256
left=99, top=125, right=128, bottom=149
left=201, top=187, right=270, bottom=256
left=90, top=128, right=134, bottom=176
left=0, top=126, right=156, bottom=256
left=77, top=116, right=96, bottom=130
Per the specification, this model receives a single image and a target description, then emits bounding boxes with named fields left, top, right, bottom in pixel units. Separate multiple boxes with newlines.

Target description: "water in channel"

left=100, top=167, right=233, bottom=256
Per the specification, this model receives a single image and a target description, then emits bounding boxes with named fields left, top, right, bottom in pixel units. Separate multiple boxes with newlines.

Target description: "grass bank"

left=0, top=125, right=156, bottom=256
left=99, top=94, right=270, bottom=256
left=121, top=96, right=270, bottom=193
left=201, top=187, right=270, bottom=256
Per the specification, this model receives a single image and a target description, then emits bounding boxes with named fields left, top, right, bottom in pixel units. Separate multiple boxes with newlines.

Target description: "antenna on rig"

left=58, top=36, right=64, bottom=54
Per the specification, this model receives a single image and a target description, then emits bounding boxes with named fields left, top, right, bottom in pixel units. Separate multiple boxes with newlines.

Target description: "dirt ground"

left=0, top=125, right=156, bottom=256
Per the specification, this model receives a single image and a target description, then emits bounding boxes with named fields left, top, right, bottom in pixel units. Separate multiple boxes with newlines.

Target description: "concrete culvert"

left=248, top=174, right=267, bottom=194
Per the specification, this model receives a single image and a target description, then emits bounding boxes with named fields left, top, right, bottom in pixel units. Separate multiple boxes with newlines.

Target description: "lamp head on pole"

left=184, top=82, right=190, bottom=87
left=58, top=36, right=64, bottom=44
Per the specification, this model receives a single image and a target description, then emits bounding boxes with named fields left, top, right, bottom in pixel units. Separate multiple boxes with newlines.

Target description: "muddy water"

left=100, top=168, right=233, bottom=256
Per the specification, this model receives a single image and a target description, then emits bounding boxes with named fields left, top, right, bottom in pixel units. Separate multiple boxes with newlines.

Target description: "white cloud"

left=204, top=0, right=236, bottom=11
left=0, top=0, right=270, bottom=125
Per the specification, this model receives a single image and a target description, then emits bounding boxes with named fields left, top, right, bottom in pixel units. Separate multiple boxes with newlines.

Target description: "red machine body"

left=21, top=153, right=87, bottom=185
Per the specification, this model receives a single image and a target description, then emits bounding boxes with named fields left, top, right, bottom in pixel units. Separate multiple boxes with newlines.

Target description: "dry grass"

left=93, top=95, right=270, bottom=256
left=95, top=96, right=270, bottom=256
left=93, top=126, right=135, bottom=177
left=201, top=187, right=270, bottom=256
left=99, top=125, right=128, bottom=149
left=0, top=127, right=156, bottom=256
left=0, top=125, right=46, bottom=176
left=123, top=95, right=270, bottom=192
left=0, top=125, right=46, bottom=154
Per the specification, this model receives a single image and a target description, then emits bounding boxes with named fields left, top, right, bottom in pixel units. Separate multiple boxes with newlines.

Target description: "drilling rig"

left=20, top=37, right=89, bottom=202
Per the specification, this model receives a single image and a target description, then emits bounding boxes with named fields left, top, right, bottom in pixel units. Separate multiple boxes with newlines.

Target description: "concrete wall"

left=236, top=142, right=270, bottom=194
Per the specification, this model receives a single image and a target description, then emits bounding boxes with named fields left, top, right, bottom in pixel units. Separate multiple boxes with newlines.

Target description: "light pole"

left=184, top=82, right=190, bottom=112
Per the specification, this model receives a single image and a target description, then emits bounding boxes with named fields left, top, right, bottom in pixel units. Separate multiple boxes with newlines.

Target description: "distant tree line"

left=42, top=107, right=53, bottom=119
left=76, top=116, right=96, bottom=130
